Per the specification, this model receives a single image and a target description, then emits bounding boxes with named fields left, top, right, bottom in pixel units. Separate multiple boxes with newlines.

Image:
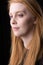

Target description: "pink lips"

left=13, top=27, right=19, bottom=31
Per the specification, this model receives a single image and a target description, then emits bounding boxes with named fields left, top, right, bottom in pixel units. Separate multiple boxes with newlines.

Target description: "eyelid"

left=16, top=12, right=25, bottom=17
left=9, top=10, right=26, bottom=18
left=17, top=13, right=24, bottom=15
left=17, top=12, right=24, bottom=15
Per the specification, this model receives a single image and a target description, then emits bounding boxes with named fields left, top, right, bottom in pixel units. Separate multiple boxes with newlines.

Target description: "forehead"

left=9, top=3, right=27, bottom=13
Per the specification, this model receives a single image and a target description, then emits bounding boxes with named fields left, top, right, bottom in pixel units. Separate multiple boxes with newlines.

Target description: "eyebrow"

left=16, top=10, right=26, bottom=14
left=9, top=10, right=26, bottom=16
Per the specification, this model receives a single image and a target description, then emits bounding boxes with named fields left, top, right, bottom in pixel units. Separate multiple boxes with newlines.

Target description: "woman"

left=8, top=0, right=43, bottom=65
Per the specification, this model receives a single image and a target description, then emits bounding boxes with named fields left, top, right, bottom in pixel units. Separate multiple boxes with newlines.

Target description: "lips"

left=13, top=27, right=19, bottom=31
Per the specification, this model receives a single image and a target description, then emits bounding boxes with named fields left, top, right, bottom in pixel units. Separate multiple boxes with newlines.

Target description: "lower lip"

left=13, top=27, right=19, bottom=31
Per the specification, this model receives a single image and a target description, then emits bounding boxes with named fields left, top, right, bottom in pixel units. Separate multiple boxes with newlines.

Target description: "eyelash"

left=9, top=13, right=24, bottom=19
left=17, top=13, right=24, bottom=17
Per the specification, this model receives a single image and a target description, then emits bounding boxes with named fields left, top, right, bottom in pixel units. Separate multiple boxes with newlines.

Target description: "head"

left=9, top=3, right=37, bottom=37
left=8, top=0, right=43, bottom=65
left=8, top=0, right=43, bottom=37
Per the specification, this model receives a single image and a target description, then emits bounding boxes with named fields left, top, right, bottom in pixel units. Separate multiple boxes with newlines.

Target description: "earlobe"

left=33, top=16, right=37, bottom=24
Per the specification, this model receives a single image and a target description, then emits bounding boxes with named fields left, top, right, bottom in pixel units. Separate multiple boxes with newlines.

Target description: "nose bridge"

left=12, top=15, right=17, bottom=24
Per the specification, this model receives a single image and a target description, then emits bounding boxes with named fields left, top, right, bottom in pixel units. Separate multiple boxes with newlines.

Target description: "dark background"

left=0, top=0, right=43, bottom=65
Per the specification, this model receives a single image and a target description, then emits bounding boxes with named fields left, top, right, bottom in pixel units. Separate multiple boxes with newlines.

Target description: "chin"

left=13, top=33, right=21, bottom=37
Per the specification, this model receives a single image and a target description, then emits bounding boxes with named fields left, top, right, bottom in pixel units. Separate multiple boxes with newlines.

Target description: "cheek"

left=24, top=16, right=34, bottom=28
left=18, top=19, right=29, bottom=32
left=21, top=17, right=34, bottom=31
left=18, top=17, right=29, bottom=26
left=21, top=17, right=32, bottom=28
left=18, top=16, right=34, bottom=29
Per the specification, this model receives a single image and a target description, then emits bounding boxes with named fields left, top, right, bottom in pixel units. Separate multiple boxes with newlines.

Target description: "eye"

left=17, top=13, right=24, bottom=17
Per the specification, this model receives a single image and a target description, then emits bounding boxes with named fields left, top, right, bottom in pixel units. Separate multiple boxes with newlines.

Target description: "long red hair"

left=8, top=0, right=43, bottom=65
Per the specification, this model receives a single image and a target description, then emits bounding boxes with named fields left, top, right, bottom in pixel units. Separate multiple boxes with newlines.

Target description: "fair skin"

left=9, top=3, right=36, bottom=48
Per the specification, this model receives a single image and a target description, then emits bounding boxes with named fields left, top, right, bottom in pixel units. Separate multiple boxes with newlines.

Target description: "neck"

left=21, top=29, right=34, bottom=49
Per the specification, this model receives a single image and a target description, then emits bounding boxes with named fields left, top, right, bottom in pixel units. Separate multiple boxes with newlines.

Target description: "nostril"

left=12, top=20, right=17, bottom=24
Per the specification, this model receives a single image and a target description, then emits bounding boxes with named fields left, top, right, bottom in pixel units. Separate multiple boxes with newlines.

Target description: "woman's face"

left=9, top=3, right=35, bottom=37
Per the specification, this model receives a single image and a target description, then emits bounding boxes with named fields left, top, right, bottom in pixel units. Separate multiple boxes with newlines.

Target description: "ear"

left=33, top=16, right=37, bottom=24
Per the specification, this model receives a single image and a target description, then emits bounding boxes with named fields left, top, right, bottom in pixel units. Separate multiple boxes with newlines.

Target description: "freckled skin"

left=9, top=3, right=35, bottom=37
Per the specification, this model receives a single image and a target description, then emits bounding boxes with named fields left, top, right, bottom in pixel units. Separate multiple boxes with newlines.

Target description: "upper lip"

left=13, top=27, right=19, bottom=29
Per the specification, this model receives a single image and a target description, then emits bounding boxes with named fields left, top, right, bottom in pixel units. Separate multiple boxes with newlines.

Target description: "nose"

left=12, top=17, right=17, bottom=24
left=12, top=20, right=17, bottom=24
